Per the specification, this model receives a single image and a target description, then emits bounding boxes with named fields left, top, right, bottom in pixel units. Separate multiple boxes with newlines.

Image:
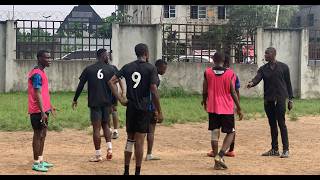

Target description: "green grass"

left=1, top=91, right=320, bottom=131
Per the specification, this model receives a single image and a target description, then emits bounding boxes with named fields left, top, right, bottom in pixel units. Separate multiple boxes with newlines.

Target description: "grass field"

left=1, top=89, right=320, bottom=131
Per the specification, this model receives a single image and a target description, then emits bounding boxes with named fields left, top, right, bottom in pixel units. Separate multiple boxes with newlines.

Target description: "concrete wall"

left=300, top=28, right=320, bottom=99
left=162, top=62, right=262, bottom=97
left=0, top=22, right=6, bottom=92
left=12, top=60, right=95, bottom=92
left=111, top=23, right=162, bottom=68
left=256, top=27, right=303, bottom=98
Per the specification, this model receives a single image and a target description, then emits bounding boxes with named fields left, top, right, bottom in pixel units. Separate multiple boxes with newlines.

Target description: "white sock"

left=107, top=142, right=112, bottom=151
left=38, top=156, right=43, bottom=162
left=34, top=160, right=40, bottom=164
left=95, top=149, right=101, bottom=156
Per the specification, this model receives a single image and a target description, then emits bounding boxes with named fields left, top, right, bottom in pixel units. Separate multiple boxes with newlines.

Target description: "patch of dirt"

left=0, top=116, right=319, bottom=175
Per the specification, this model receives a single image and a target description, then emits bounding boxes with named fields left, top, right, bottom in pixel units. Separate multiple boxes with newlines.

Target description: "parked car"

left=172, top=55, right=213, bottom=63
left=56, top=49, right=97, bottom=60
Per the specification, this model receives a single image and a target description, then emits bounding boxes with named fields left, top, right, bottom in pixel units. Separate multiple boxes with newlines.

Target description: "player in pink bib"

left=28, top=50, right=56, bottom=172
left=202, top=52, right=243, bottom=170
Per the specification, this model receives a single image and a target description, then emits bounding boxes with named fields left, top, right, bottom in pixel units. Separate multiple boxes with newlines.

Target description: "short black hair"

left=155, top=59, right=167, bottom=67
left=97, top=48, right=107, bottom=58
left=212, top=51, right=224, bottom=63
left=266, top=47, right=276, bottom=55
left=135, top=43, right=148, bottom=57
left=37, top=50, right=49, bottom=59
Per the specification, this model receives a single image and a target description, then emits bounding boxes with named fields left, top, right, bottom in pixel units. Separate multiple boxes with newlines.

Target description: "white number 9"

left=97, top=69, right=104, bottom=79
left=132, top=72, right=141, bottom=88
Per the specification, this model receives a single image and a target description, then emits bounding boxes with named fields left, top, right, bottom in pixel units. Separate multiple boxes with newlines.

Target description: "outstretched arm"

left=247, top=67, right=263, bottom=88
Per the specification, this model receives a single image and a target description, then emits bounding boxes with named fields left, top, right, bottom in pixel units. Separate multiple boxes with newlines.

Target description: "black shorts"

left=208, top=113, right=235, bottom=134
left=90, top=106, right=111, bottom=123
left=30, top=112, right=49, bottom=130
left=126, top=104, right=153, bottom=133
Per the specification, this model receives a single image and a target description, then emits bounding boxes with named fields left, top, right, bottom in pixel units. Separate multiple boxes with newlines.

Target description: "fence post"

left=155, top=24, right=163, bottom=60
left=111, top=23, right=120, bottom=67
left=5, top=20, right=16, bottom=92
left=300, top=28, right=309, bottom=99
left=0, top=22, right=6, bottom=92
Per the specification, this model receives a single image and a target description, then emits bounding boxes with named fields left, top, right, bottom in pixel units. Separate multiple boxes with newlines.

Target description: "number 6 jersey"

left=116, top=59, right=158, bottom=111
left=77, top=61, right=115, bottom=107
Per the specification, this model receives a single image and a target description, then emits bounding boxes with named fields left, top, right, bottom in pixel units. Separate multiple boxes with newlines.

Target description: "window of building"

left=190, top=5, right=198, bottom=19
left=296, top=16, right=301, bottom=27
left=198, top=6, right=207, bottom=18
left=218, top=6, right=226, bottom=19
left=190, top=5, right=207, bottom=19
left=164, top=5, right=176, bottom=18
left=308, top=14, right=314, bottom=26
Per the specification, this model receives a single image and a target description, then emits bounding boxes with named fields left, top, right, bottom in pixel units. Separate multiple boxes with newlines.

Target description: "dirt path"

left=0, top=116, right=320, bottom=175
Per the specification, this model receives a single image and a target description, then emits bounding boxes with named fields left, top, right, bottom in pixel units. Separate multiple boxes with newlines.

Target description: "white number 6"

left=132, top=72, right=141, bottom=88
left=97, top=69, right=104, bottom=79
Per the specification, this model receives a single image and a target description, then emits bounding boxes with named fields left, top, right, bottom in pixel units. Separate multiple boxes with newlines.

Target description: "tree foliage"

left=17, top=28, right=52, bottom=42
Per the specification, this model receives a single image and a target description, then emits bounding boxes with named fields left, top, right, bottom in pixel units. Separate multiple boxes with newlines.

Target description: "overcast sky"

left=0, top=5, right=116, bottom=19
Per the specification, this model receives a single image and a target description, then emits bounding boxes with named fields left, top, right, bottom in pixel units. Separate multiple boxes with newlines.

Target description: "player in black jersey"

left=108, top=43, right=163, bottom=175
left=72, top=49, right=116, bottom=162
left=106, top=52, right=124, bottom=139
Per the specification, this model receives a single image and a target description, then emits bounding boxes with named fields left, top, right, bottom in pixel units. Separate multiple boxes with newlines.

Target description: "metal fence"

left=15, top=19, right=111, bottom=60
left=308, top=29, right=320, bottom=66
left=162, top=23, right=256, bottom=64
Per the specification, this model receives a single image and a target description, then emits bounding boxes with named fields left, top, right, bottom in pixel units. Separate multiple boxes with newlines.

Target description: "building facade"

left=118, top=5, right=228, bottom=25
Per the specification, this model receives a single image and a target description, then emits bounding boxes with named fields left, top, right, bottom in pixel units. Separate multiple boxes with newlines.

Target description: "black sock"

left=218, top=150, right=225, bottom=158
left=124, top=165, right=129, bottom=175
left=135, top=166, right=141, bottom=175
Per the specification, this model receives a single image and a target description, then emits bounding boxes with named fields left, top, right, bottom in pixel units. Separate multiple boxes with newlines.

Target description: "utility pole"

left=275, top=5, right=280, bottom=28
left=12, top=5, right=14, bottom=20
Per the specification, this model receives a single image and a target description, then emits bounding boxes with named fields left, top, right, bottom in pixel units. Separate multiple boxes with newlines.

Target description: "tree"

left=227, top=5, right=299, bottom=30
left=94, top=10, right=132, bottom=38
left=17, top=28, right=52, bottom=42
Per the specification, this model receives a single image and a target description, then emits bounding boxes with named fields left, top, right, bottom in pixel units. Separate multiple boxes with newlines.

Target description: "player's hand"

left=288, top=101, right=293, bottom=111
left=72, top=101, right=77, bottom=110
left=119, top=97, right=128, bottom=106
left=201, top=101, right=207, bottom=111
left=237, top=109, right=243, bottom=121
left=247, top=81, right=254, bottom=89
left=157, top=111, right=164, bottom=123
left=51, top=106, right=57, bottom=118
left=40, top=112, right=48, bottom=128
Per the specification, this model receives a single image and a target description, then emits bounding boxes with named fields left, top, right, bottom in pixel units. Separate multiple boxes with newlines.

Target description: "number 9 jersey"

left=116, top=59, right=158, bottom=111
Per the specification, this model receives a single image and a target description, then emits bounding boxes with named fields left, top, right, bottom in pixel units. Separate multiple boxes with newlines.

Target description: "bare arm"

left=230, top=80, right=243, bottom=120
left=118, top=78, right=126, bottom=97
left=35, top=88, right=48, bottom=124
left=236, top=89, right=240, bottom=102
left=108, top=75, right=127, bottom=106
left=150, top=84, right=163, bottom=122
left=202, top=72, right=208, bottom=111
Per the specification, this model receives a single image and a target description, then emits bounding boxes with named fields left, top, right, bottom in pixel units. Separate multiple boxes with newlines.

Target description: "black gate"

left=15, top=20, right=112, bottom=60
left=162, top=23, right=256, bottom=64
